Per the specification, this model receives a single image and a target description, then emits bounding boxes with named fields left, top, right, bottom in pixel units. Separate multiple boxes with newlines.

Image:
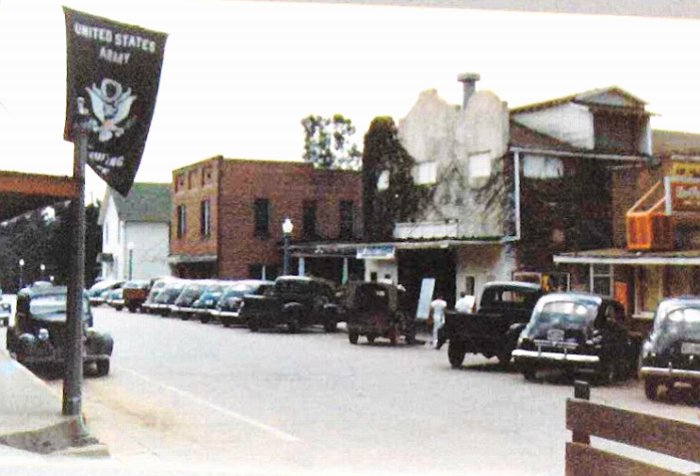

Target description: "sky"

left=1, top=0, right=700, bottom=202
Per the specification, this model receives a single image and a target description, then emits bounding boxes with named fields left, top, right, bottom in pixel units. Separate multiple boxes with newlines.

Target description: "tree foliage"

left=301, top=114, right=362, bottom=170
left=362, top=116, right=433, bottom=241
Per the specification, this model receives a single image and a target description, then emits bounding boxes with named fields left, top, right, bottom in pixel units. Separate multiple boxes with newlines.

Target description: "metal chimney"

left=457, top=73, right=480, bottom=109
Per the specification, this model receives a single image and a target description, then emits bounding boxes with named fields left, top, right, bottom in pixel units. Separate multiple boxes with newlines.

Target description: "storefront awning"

left=167, top=254, right=218, bottom=265
left=288, top=238, right=503, bottom=258
left=554, top=248, right=700, bottom=266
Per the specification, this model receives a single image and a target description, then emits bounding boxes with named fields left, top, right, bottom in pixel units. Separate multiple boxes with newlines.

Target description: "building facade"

left=97, top=183, right=172, bottom=281
left=169, top=157, right=363, bottom=281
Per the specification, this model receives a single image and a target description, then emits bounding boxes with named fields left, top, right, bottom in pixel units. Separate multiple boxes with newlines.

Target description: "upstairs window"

left=200, top=200, right=211, bottom=239
left=176, top=205, right=186, bottom=239
left=339, top=200, right=353, bottom=239
left=303, top=200, right=317, bottom=239
left=254, top=198, right=269, bottom=238
left=414, top=161, right=437, bottom=185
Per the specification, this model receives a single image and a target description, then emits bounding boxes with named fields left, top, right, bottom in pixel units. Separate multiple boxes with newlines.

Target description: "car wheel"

left=405, top=329, right=416, bottom=345
left=249, top=319, right=259, bottom=332
left=348, top=332, right=359, bottom=344
left=598, top=361, right=616, bottom=386
left=644, top=379, right=658, bottom=400
left=522, top=367, right=537, bottom=381
left=128, top=306, right=137, bottom=313
left=96, top=360, right=110, bottom=377
left=115, top=306, right=123, bottom=311
left=497, top=349, right=512, bottom=367
left=222, top=319, right=231, bottom=328
left=367, top=335, right=375, bottom=344
left=324, top=320, right=337, bottom=333
left=287, top=317, right=300, bottom=334
left=200, top=316, right=211, bottom=324
left=448, top=342, right=465, bottom=369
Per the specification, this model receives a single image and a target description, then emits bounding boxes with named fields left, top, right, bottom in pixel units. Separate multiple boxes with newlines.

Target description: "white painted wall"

left=364, top=259, right=398, bottom=284
left=455, top=244, right=516, bottom=307
left=123, top=222, right=171, bottom=280
left=100, top=194, right=121, bottom=280
left=512, top=103, right=595, bottom=150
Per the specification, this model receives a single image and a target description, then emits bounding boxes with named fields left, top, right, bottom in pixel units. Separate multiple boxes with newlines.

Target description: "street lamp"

left=18, top=259, right=24, bottom=290
left=282, top=218, right=293, bottom=276
left=127, top=242, right=134, bottom=280
left=40, top=263, right=46, bottom=281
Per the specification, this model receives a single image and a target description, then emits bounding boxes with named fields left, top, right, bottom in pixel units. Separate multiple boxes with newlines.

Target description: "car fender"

left=505, top=323, right=527, bottom=345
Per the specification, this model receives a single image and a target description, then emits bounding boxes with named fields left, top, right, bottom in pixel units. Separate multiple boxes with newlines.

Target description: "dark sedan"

left=639, top=296, right=700, bottom=400
left=211, top=280, right=274, bottom=327
left=513, top=292, right=636, bottom=384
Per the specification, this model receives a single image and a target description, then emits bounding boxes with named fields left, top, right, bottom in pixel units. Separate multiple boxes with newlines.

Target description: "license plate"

left=547, top=329, right=565, bottom=342
left=681, top=342, right=700, bottom=355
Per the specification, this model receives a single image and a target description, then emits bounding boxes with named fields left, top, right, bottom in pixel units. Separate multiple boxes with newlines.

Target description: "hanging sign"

left=63, top=8, right=167, bottom=196
left=667, top=177, right=700, bottom=212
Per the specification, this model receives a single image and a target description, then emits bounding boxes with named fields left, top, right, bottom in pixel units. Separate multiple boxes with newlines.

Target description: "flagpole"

left=62, top=100, right=87, bottom=427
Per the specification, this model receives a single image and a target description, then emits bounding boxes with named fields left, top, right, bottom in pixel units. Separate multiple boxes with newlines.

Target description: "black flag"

left=63, top=8, right=167, bottom=196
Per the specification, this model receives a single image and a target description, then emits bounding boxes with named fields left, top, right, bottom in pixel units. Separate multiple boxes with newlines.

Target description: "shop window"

left=639, top=267, right=662, bottom=313
left=254, top=198, right=269, bottom=238
left=590, top=264, right=612, bottom=297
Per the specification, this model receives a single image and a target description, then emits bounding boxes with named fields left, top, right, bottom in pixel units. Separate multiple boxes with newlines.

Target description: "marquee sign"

left=666, top=176, right=700, bottom=213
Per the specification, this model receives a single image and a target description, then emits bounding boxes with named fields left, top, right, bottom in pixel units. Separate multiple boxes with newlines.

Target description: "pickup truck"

left=437, top=281, right=544, bottom=368
left=241, top=276, right=341, bottom=333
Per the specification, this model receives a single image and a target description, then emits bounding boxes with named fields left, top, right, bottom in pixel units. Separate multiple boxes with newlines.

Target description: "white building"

left=97, top=183, right=171, bottom=281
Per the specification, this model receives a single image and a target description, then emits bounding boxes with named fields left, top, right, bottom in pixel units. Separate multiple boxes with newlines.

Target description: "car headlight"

left=38, top=328, right=50, bottom=341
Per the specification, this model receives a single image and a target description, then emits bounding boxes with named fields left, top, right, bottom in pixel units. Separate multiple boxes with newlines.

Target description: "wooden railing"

left=566, top=389, right=700, bottom=475
left=626, top=180, right=675, bottom=251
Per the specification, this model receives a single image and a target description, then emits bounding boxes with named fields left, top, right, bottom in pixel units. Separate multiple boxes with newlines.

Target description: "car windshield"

left=533, top=301, right=598, bottom=327
left=660, top=307, right=700, bottom=339
left=222, top=283, right=257, bottom=298
left=29, top=294, right=89, bottom=321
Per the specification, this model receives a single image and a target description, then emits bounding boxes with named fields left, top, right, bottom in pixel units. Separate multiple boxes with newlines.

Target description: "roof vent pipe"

left=457, top=73, right=480, bottom=110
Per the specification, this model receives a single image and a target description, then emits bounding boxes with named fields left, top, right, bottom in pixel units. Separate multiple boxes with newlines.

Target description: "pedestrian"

left=455, top=292, right=476, bottom=314
left=429, top=294, right=447, bottom=348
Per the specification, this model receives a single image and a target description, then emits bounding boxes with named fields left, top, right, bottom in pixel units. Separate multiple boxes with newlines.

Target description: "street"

left=4, top=306, right=700, bottom=475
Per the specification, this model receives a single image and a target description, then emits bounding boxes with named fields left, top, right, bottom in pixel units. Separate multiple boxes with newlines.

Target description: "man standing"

left=430, top=294, right=447, bottom=348
left=455, top=292, right=476, bottom=314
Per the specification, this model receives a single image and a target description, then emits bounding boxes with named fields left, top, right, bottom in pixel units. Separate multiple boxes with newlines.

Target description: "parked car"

left=639, top=296, right=700, bottom=400
left=141, top=277, right=175, bottom=314
left=106, top=288, right=125, bottom=311
left=241, top=276, right=340, bottom=333
left=189, top=280, right=230, bottom=323
left=152, top=279, right=189, bottom=316
left=341, top=281, right=416, bottom=345
left=171, top=280, right=214, bottom=320
left=0, top=293, right=11, bottom=327
left=87, top=279, right=124, bottom=306
left=513, top=292, right=637, bottom=384
left=437, top=281, right=545, bottom=368
left=122, top=279, right=152, bottom=313
left=211, top=280, right=274, bottom=327
left=5, top=285, right=113, bottom=376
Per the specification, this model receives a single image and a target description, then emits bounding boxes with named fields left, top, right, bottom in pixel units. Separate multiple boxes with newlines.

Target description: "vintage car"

left=170, top=280, right=212, bottom=320
left=342, top=281, right=416, bottom=345
left=210, top=280, right=274, bottom=327
left=438, top=281, right=544, bottom=367
left=87, top=279, right=124, bottom=306
left=188, top=280, right=229, bottom=323
left=106, top=288, right=125, bottom=311
left=122, top=279, right=152, bottom=313
left=241, top=276, right=340, bottom=333
left=151, top=279, right=189, bottom=316
left=5, top=286, right=113, bottom=376
left=639, top=296, right=700, bottom=400
left=513, top=293, right=636, bottom=384
left=141, top=277, right=176, bottom=314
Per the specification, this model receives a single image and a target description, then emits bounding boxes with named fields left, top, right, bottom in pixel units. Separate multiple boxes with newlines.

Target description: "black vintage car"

left=171, top=280, right=212, bottom=320
left=6, top=286, right=113, bottom=376
left=152, top=279, right=189, bottom=316
left=211, top=280, right=274, bottom=327
left=241, top=276, right=340, bottom=333
left=513, top=293, right=636, bottom=384
left=342, top=281, right=416, bottom=345
left=639, top=296, right=700, bottom=400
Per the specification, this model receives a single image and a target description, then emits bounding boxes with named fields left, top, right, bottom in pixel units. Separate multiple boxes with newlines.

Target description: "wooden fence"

left=566, top=397, right=700, bottom=475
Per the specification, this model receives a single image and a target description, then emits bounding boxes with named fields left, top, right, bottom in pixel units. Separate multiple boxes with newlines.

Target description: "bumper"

left=213, top=310, right=242, bottom=319
left=512, top=348, right=601, bottom=366
left=18, top=353, right=110, bottom=366
left=639, top=366, right=700, bottom=382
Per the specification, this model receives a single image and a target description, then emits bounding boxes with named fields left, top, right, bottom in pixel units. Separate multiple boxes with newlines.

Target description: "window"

left=248, top=264, right=278, bottom=280
left=175, top=174, right=185, bottom=193
left=377, top=170, right=390, bottom=191
left=339, top=201, right=353, bottom=239
left=414, top=161, right=437, bottom=185
left=176, top=205, right=186, bottom=239
left=187, top=170, right=196, bottom=189
left=469, top=153, right=492, bottom=183
left=303, top=200, right=317, bottom=239
left=200, top=200, right=211, bottom=239
left=464, top=276, right=475, bottom=296
left=523, top=155, right=564, bottom=179
left=590, top=264, right=612, bottom=297
left=201, top=166, right=213, bottom=186
left=254, top=199, right=269, bottom=237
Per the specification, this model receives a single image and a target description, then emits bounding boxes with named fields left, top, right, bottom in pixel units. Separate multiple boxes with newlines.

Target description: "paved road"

left=5, top=307, right=700, bottom=475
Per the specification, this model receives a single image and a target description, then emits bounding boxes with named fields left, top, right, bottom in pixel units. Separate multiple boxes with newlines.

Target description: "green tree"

left=362, top=116, right=433, bottom=240
left=301, top=114, right=362, bottom=170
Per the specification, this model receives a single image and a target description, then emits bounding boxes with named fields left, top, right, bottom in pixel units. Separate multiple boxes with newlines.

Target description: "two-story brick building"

left=168, top=156, right=363, bottom=281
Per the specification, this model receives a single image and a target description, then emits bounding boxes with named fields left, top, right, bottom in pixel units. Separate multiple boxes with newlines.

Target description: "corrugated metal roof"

left=510, top=86, right=646, bottom=114
left=508, top=121, right=581, bottom=151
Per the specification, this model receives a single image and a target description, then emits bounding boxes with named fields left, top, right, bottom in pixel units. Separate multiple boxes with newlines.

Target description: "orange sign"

left=671, top=162, right=700, bottom=178
left=670, top=180, right=700, bottom=212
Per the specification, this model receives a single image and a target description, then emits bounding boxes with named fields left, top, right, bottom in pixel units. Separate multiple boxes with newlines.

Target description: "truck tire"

left=348, top=332, right=359, bottom=344
left=367, top=335, right=375, bottom=344
left=324, top=320, right=337, bottom=333
left=497, top=350, right=512, bottom=367
left=448, top=342, right=465, bottom=368
left=96, top=360, right=110, bottom=377
left=249, top=319, right=259, bottom=332
left=644, top=379, right=658, bottom=400
left=522, top=367, right=536, bottom=381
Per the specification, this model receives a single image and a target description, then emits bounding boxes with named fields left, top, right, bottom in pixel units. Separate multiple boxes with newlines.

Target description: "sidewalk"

left=0, top=349, right=107, bottom=456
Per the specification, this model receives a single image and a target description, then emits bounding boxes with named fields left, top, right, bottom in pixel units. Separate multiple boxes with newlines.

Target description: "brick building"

left=168, top=156, right=363, bottom=281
